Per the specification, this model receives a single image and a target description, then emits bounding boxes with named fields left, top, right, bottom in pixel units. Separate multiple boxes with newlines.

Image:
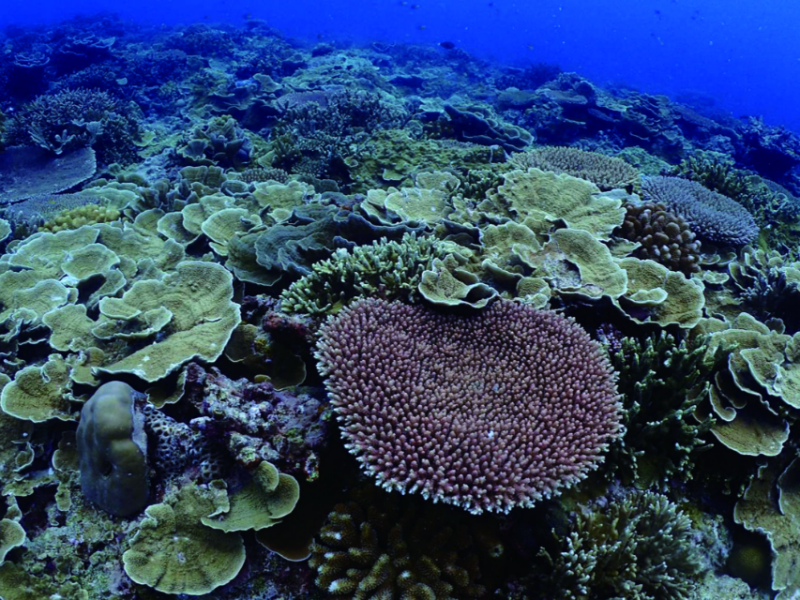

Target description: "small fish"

left=411, top=4, right=420, bottom=8
left=419, top=24, right=427, bottom=30
left=439, top=41, right=456, bottom=50
left=526, top=44, right=534, bottom=51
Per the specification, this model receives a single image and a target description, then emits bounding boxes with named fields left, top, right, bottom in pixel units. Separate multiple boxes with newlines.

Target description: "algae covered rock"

left=123, top=482, right=246, bottom=596
left=76, top=381, right=149, bottom=517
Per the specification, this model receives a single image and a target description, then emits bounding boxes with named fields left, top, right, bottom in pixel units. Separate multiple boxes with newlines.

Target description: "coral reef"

left=317, top=298, right=621, bottom=514
left=542, top=489, right=703, bottom=600
left=641, top=176, right=759, bottom=246
left=1, top=12, right=800, bottom=600
left=617, top=200, right=702, bottom=274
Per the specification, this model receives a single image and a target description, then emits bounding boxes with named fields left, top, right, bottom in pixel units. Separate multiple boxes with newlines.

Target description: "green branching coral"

left=543, top=489, right=703, bottom=600
left=310, top=485, right=487, bottom=599
left=280, top=234, right=451, bottom=315
left=728, top=246, right=800, bottom=331
left=605, top=332, right=713, bottom=488
left=674, top=152, right=748, bottom=201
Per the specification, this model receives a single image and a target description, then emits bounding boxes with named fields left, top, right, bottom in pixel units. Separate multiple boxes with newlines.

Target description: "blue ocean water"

left=3, top=0, right=800, bottom=131
left=2, top=2, right=800, bottom=599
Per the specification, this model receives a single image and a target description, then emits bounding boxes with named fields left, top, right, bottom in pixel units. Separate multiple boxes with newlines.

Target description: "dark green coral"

left=605, top=332, right=713, bottom=488
left=280, top=234, right=450, bottom=315
left=542, top=489, right=703, bottom=600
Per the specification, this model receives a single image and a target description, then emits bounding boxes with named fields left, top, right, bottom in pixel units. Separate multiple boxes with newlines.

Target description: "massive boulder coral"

left=316, top=298, right=621, bottom=514
left=617, top=201, right=701, bottom=275
left=641, top=176, right=759, bottom=246
left=76, top=381, right=149, bottom=517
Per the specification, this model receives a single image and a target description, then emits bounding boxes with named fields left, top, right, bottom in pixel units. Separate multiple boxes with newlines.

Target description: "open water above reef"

left=0, top=7, right=799, bottom=600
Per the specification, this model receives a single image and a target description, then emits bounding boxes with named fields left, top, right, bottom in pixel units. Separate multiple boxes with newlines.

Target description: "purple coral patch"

left=317, top=298, right=622, bottom=514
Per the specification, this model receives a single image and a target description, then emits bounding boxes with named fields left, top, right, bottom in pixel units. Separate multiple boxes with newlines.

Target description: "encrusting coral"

left=316, top=298, right=622, bottom=514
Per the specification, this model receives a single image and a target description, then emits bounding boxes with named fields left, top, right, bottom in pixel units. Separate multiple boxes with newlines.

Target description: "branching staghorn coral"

left=605, top=332, right=713, bottom=488
left=543, top=489, right=702, bottom=600
left=317, top=298, right=621, bottom=514
left=280, top=234, right=451, bottom=315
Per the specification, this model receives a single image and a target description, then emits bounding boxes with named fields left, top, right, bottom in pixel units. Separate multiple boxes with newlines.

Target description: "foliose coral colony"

left=1, top=12, right=800, bottom=600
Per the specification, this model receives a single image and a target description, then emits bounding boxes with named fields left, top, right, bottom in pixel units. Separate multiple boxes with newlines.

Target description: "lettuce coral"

left=122, top=482, right=246, bottom=595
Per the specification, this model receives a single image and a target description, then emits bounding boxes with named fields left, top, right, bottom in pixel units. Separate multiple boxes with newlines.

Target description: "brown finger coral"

left=316, top=299, right=622, bottom=515
left=310, top=485, right=487, bottom=599
left=618, top=201, right=702, bottom=274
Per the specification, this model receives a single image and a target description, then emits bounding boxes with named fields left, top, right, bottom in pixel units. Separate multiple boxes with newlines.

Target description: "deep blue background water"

left=3, top=0, right=799, bottom=132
